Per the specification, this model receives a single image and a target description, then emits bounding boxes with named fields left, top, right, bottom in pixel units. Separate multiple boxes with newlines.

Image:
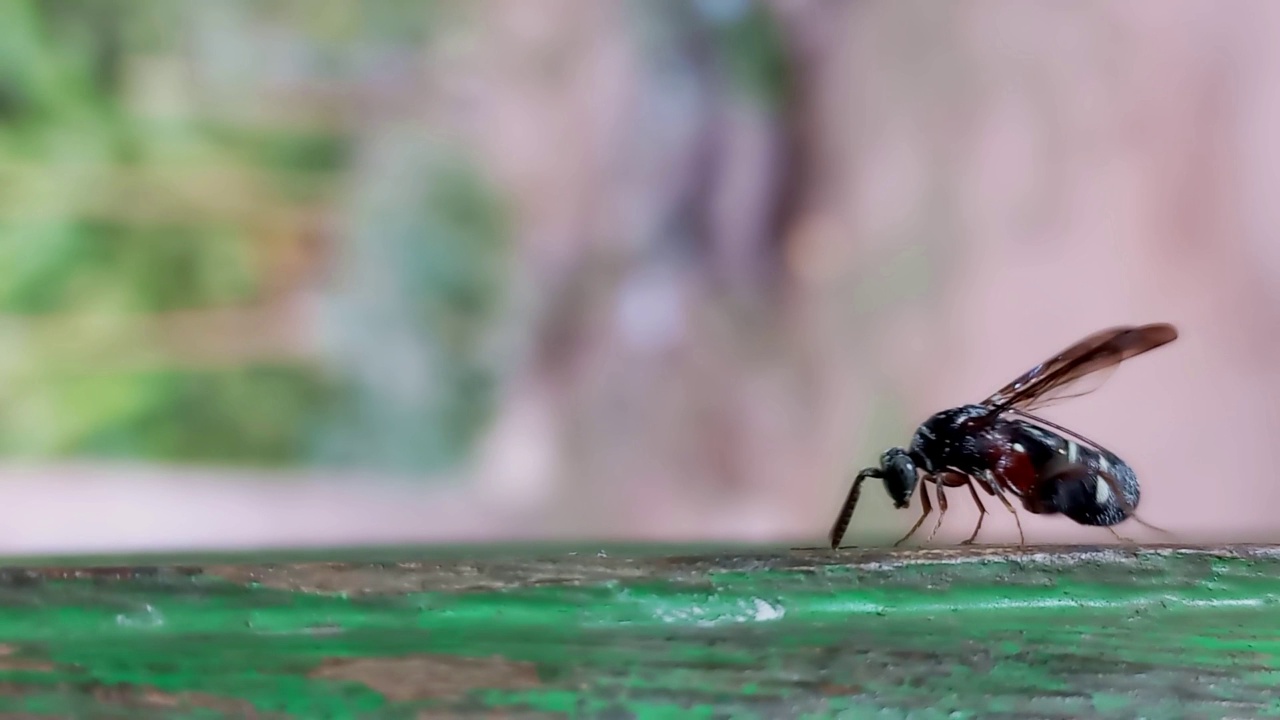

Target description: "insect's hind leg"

left=1096, top=470, right=1174, bottom=541
left=892, top=479, right=934, bottom=547
left=1105, top=525, right=1137, bottom=544
left=991, top=487, right=1026, bottom=545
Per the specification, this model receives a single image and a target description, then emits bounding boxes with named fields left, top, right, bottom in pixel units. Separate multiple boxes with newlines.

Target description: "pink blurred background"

left=0, top=0, right=1273, bottom=555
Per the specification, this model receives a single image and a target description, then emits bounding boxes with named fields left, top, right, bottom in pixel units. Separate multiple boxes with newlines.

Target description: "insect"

left=828, top=323, right=1178, bottom=549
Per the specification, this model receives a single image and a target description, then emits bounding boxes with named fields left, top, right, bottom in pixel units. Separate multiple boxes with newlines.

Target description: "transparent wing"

left=981, top=323, right=1178, bottom=414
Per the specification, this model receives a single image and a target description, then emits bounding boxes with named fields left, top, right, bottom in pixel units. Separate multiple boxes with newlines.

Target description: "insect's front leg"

left=893, top=478, right=934, bottom=547
left=923, top=471, right=967, bottom=543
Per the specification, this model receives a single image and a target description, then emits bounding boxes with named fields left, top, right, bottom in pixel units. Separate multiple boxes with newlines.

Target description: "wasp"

left=829, top=323, right=1178, bottom=548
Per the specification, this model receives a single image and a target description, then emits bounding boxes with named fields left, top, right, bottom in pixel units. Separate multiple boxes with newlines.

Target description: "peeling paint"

left=0, top=545, right=1271, bottom=716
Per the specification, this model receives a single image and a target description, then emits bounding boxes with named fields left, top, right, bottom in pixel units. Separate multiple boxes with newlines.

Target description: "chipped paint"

left=0, top=545, right=1271, bottom=716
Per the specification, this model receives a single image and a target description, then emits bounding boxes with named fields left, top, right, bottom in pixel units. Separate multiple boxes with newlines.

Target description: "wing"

left=1006, top=408, right=1113, bottom=456
left=981, top=323, right=1178, bottom=414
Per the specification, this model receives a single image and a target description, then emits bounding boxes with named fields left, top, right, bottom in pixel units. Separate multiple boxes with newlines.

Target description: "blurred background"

left=0, top=0, right=1269, bottom=555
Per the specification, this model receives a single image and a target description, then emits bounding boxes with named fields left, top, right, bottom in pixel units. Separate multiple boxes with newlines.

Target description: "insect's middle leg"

left=893, top=479, right=934, bottom=547
left=960, top=478, right=988, bottom=545
left=925, top=480, right=949, bottom=543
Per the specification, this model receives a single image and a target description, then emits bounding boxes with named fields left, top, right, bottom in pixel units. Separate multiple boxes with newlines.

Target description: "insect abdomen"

left=1041, top=456, right=1140, bottom=527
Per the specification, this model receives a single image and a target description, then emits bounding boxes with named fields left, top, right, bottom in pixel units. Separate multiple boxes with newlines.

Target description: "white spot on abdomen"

left=1095, top=477, right=1112, bottom=504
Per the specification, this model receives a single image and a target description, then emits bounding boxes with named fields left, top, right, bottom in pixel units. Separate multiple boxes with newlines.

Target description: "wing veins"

left=981, top=323, right=1177, bottom=414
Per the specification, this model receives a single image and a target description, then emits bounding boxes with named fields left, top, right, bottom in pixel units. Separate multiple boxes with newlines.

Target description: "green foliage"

left=0, top=1, right=513, bottom=472
left=85, top=366, right=336, bottom=465
left=0, top=220, right=259, bottom=314
left=630, top=1, right=792, bottom=110
left=706, top=2, right=792, bottom=109
left=315, top=149, right=511, bottom=474
left=0, top=365, right=337, bottom=466
left=209, top=125, right=354, bottom=193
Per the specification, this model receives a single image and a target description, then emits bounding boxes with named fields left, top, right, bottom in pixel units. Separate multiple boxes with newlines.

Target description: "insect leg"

left=892, top=478, right=934, bottom=547
left=960, top=478, right=988, bottom=545
left=991, top=488, right=1026, bottom=545
left=1106, top=525, right=1136, bottom=544
left=924, top=479, right=949, bottom=543
left=1096, top=469, right=1173, bottom=538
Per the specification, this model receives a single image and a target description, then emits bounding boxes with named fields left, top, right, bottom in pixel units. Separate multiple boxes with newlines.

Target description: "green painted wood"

left=0, top=544, right=1275, bottom=718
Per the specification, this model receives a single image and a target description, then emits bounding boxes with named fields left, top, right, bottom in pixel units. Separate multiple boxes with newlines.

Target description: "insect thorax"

left=907, top=404, right=993, bottom=474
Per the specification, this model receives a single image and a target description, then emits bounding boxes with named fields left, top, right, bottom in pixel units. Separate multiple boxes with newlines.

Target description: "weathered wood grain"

left=0, top=544, right=1275, bottom=718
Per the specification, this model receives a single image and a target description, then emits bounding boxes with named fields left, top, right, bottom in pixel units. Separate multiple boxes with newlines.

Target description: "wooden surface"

left=0, top=544, right=1276, bottom=718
